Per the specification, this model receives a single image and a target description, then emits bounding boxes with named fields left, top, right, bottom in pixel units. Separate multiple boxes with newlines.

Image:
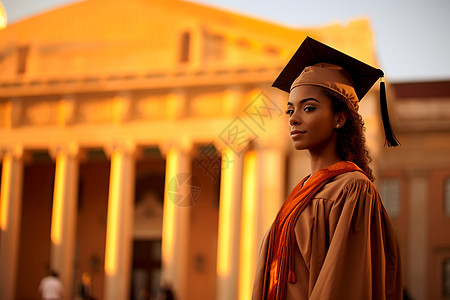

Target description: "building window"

left=179, top=32, right=190, bottom=63
left=17, top=45, right=30, bottom=75
left=379, top=179, right=401, bottom=218
left=443, top=258, right=450, bottom=297
left=445, top=178, right=450, bottom=217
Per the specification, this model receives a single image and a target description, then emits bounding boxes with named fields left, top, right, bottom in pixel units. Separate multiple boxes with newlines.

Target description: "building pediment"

left=0, top=0, right=378, bottom=86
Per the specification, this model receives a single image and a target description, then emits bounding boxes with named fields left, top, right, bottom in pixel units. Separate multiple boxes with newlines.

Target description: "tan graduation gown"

left=252, top=171, right=402, bottom=300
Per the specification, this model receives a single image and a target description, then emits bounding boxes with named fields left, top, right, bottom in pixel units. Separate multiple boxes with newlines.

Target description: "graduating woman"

left=252, top=37, right=402, bottom=300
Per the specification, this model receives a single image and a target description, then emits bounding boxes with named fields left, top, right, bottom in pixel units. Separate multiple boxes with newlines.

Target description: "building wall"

left=427, top=168, right=450, bottom=300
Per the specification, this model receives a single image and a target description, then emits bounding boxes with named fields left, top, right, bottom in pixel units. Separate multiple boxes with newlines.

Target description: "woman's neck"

left=308, top=146, right=343, bottom=175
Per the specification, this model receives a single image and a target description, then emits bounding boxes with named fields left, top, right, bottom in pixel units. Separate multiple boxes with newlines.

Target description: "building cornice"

left=0, top=65, right=283, bottom=98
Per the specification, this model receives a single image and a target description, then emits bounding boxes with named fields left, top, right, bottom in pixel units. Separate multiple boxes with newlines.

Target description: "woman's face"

left=286, top=85, right=343, bottom=152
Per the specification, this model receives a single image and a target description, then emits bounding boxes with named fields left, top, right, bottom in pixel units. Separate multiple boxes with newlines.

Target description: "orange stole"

left=262, top=161, right=365, bottom=300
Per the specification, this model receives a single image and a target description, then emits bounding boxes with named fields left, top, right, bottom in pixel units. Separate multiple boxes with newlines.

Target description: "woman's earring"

left=336, top=124, right=341, bottom=128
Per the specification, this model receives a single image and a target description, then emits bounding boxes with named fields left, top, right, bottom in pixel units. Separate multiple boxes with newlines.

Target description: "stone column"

left=104, top=144, right=135, bottom=300
left=257, top=145, right=285, bottom=241
left=238, top=145, right=285, bottom=300
left=49, top=145, right=79, bottom=298
left=216, top=147, right=243, bottom=300
left=238, top=150, right=259, bottom=300
left=160, top=143, right=192, bottom=300
left=0, top=148, right=24, bottom=300
left=407, top=169, right=428, bottom=300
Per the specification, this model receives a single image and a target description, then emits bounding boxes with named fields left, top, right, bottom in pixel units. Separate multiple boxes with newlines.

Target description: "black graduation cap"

left=273, top=36, right=399, bottom=147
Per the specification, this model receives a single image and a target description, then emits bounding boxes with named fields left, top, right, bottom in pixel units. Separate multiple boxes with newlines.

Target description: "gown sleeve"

left=309, top=178, right=402, bottom=300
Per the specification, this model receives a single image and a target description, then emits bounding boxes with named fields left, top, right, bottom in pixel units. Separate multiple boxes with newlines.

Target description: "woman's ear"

left=335, top=111, right=347, bottom=128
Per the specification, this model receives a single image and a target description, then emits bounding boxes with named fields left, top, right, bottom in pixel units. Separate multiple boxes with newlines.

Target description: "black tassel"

left=379, top=78, right=400, bottom=147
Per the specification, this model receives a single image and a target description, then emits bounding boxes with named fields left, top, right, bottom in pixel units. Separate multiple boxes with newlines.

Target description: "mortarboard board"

left=273, top=36, right=399, bottom=147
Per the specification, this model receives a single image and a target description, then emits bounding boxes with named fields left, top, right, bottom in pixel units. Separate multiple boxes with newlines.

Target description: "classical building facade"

left=378, top=81, right=450, bottom=300
left=2, top=0, right=448, bottom=300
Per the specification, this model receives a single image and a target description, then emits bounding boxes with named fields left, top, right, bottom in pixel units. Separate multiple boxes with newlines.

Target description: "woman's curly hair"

left=321, top=87, right=375, bottom=182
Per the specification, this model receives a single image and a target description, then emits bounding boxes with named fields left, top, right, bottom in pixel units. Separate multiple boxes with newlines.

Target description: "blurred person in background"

left=77, top=272, right=96, bottom=300
left=38, top=269, right=63, bottom=300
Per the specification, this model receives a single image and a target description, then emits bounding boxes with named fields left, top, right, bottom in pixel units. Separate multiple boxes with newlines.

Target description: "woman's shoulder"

left=315, top=170, right=374, bottom=200
left=335, top=170, right=372, bottom=185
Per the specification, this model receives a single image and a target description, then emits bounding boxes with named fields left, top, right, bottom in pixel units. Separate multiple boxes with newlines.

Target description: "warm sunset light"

left=105, top=151, right=123, bottom=275
left=50, top=153, right=66, bottom=245
left=161, top=148, right=178, bottom=272
left=0, top=2, right=6, bottom=30
left=2, top=0, right=447, bottom=299
left=0, top=155, right=11, bottom=230
left=217, top=147, right=235, bottom=276
left=239, top=151, right=257, bottom=300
